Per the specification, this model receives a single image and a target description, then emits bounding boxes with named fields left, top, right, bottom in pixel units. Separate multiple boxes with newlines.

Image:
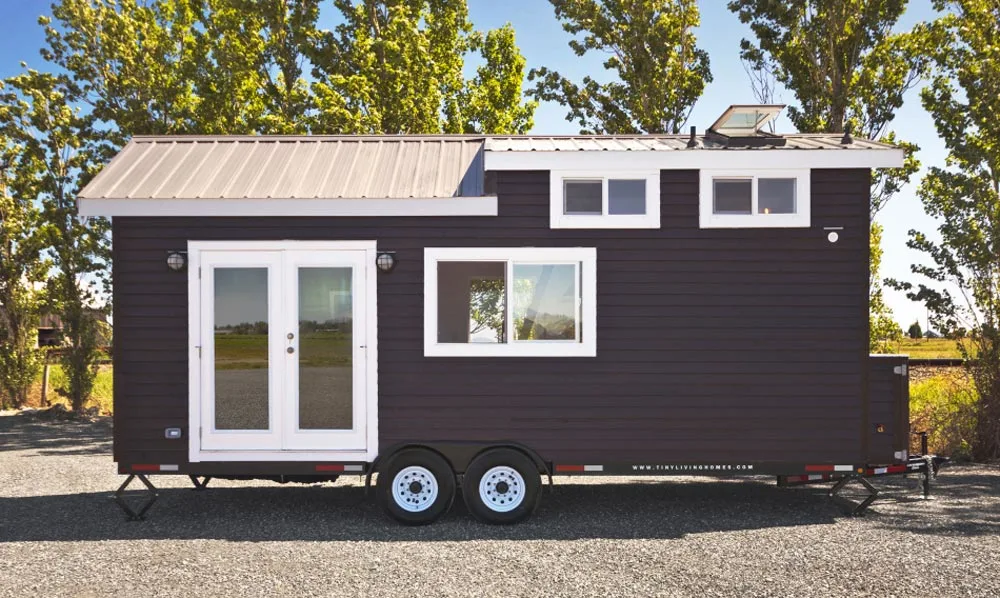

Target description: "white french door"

left=189, top=241, right=376, bottom=461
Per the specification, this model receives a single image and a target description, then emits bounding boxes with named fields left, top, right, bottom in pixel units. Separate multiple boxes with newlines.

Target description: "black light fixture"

left=166, top=251, right=187, bottom=271
left=376, top=251, right=397, bottom=273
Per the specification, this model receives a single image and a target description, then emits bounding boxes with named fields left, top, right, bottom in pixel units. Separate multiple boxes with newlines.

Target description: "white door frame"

left=188, top=240, right=379, bottom=462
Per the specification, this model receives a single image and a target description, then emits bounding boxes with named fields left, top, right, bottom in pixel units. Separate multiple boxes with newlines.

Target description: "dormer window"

left=699, top=169, right=810, bottom=228
left=551, top=171, right=660, bottom=229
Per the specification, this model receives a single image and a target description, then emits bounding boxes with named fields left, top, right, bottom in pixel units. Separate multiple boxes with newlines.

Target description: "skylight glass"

left=709, top=105, right=784, bottom=135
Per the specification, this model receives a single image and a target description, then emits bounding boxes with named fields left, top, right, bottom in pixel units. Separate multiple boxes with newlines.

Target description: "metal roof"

left=80, top=133, right=899, bottom=201
left=79, top=136, right=486, bottom=200
left=483, top=134, right=894, bottom=152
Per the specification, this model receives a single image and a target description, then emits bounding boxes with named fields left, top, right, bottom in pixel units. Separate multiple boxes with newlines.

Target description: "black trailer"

left=80, top=105, right=942, bottom=524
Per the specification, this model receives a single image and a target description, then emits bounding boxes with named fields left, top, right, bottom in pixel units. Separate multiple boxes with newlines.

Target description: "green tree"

left=891, top=0, right=1000, bottom=460
left=461, top=25, right=535, bottom=134
left=4, top=70, right=112, bottom=411
left=907, top=320, right=923, bottom=340
left=870, top=222, right=903, bottom=351
left=310, top=0, right=534, bottom=134
left=0, top=82, right=51, bottom=409
left=43, top=0, right=322, bottom=136
left=728, top=0, right=930, bottom=351
left=197, top=0, right=321, bottom=134
left=529, top=0, right=711, bottom=134
left=42, top=0, right=204, bottom=140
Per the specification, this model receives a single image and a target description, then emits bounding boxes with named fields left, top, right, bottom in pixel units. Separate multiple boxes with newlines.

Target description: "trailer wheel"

left=376, top=448, right=455, bottom=525
left=462, top=448, right=542, bottom=524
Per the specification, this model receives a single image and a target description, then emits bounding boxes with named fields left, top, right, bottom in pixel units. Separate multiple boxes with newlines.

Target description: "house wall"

left=112, top=168, right=872, bottom=470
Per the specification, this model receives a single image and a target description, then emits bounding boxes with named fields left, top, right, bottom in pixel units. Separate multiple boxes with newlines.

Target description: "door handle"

left=286, top=347, right=295, bottom=354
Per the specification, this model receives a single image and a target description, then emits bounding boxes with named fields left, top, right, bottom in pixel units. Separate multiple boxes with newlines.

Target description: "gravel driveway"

left=1, top=415, right=999, bottom=598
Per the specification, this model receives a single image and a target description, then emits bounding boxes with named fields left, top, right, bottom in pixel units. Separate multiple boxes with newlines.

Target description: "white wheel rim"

left=391, top=466, right=439, bottom=513
left=478, top=466, right=526, bottom=513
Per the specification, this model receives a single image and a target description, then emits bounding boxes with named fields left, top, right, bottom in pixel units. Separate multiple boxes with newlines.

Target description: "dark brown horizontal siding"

left=112, top=168, right=871, bottom=468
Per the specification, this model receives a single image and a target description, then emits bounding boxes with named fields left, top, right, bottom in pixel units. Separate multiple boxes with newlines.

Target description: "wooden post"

left=40, top=363, right=50, bottom=407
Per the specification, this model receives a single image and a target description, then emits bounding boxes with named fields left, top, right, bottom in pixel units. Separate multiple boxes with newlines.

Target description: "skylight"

left=709, top=105, right=784, bottom=136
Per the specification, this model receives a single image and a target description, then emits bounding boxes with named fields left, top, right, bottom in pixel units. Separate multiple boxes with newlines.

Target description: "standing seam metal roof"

left=80, top=137, right=487, bottom=200
left=79, top=134, right=899, bottom=201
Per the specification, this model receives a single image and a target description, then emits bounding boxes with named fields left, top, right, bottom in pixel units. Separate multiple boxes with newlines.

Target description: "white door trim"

left=188, top=240, right=379, bottom=463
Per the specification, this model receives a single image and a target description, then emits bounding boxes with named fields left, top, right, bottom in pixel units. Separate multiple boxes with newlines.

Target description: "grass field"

left=25, top=364, right=114, bottom=414
left=214, top=331, right=351, bottom=369
left=890, top=337, right=969, bottom=359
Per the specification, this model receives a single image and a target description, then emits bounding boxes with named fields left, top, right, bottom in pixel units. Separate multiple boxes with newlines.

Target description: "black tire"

left=376, top=448, right=456, bottom=525
left=462, top=448, right=542, bottom=524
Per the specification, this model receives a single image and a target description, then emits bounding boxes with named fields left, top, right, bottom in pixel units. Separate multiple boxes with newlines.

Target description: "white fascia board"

left=77, top=196, right=498, bottom=217
left=484, top=148, right=905, bottom=171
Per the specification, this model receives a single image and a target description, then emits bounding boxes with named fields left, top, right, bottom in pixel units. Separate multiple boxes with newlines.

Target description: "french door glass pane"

left=512, top=264, right=578, bottom=341
left=214, top=267, right=269, bottom=430
left=298, top=267, right=353, bottom=430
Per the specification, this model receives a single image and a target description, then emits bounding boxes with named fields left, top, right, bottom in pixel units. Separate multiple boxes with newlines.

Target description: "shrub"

left=910, top=371, right=978, bottom=461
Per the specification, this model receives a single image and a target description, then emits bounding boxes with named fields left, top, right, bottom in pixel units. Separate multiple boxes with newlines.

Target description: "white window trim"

left=550, top=171, right=660, bottom=229
left=699, top=169, right=811, bottom=229
left=424, top=247, right=597, bottom=357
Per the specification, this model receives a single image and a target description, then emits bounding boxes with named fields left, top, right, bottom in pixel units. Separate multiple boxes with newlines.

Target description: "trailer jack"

left=829, top=474, right=879, bottom=516
left=189, top=475, right=212, bottom=491
left=113, top=474, right=158, bottom=521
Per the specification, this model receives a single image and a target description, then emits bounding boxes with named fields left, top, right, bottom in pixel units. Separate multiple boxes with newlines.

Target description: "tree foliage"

left=310, top=0, right=534, bottom=134
left=907, top=321, right=923, bottom=340
left=890, top=0, right=1000, bottom=460
left=41, top=0, right=534, bottom=137
left=870, top=222, right=903, bottom=351
left=528, top=0, right=711, bottom=134
left=3, top=70, right=112, bottom=411
left=0, top=83, right=51, bottom=408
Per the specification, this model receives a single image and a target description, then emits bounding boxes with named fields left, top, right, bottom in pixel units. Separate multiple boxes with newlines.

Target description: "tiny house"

left=80, top=106, right=917, bottom=525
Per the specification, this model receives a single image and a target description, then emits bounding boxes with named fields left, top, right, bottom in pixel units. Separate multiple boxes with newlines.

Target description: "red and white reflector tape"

left=804, top=464, right=854, bottom=473
left=554, top=464, right=604, bottom=473
left=865, top=465, right=907, bottom=476
left=315, top=464, right=364, bottom=473
left=132, top=464, right=178, bottom=472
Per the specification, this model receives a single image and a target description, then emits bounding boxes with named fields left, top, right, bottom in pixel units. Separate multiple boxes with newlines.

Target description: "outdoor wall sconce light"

left=824, top=226, right=843, bottom=244
left=376, top=251, right=397, bottom=273
left=166, top=251, right=187, bottom=271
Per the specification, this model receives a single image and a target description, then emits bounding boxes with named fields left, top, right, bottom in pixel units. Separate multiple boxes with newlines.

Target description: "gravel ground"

left=1, top=415, right=999, bottom=598
left=215, top=367, right=352, bottom=430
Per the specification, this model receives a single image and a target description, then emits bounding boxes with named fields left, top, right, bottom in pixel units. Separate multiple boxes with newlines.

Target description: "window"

left=424, top=247, right=597, bottom=357
left=551, top=171, right=660, bottom=228
left=699, top=170, right=810, bottom=228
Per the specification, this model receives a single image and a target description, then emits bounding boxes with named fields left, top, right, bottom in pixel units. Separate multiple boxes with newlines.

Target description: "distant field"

left=891, top=337, right=968, bottom=359
left=215, top=331, right=351, bottom=369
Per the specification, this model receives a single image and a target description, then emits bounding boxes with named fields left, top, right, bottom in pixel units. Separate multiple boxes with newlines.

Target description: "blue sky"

left=0, top=1, right=945, bottom=331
